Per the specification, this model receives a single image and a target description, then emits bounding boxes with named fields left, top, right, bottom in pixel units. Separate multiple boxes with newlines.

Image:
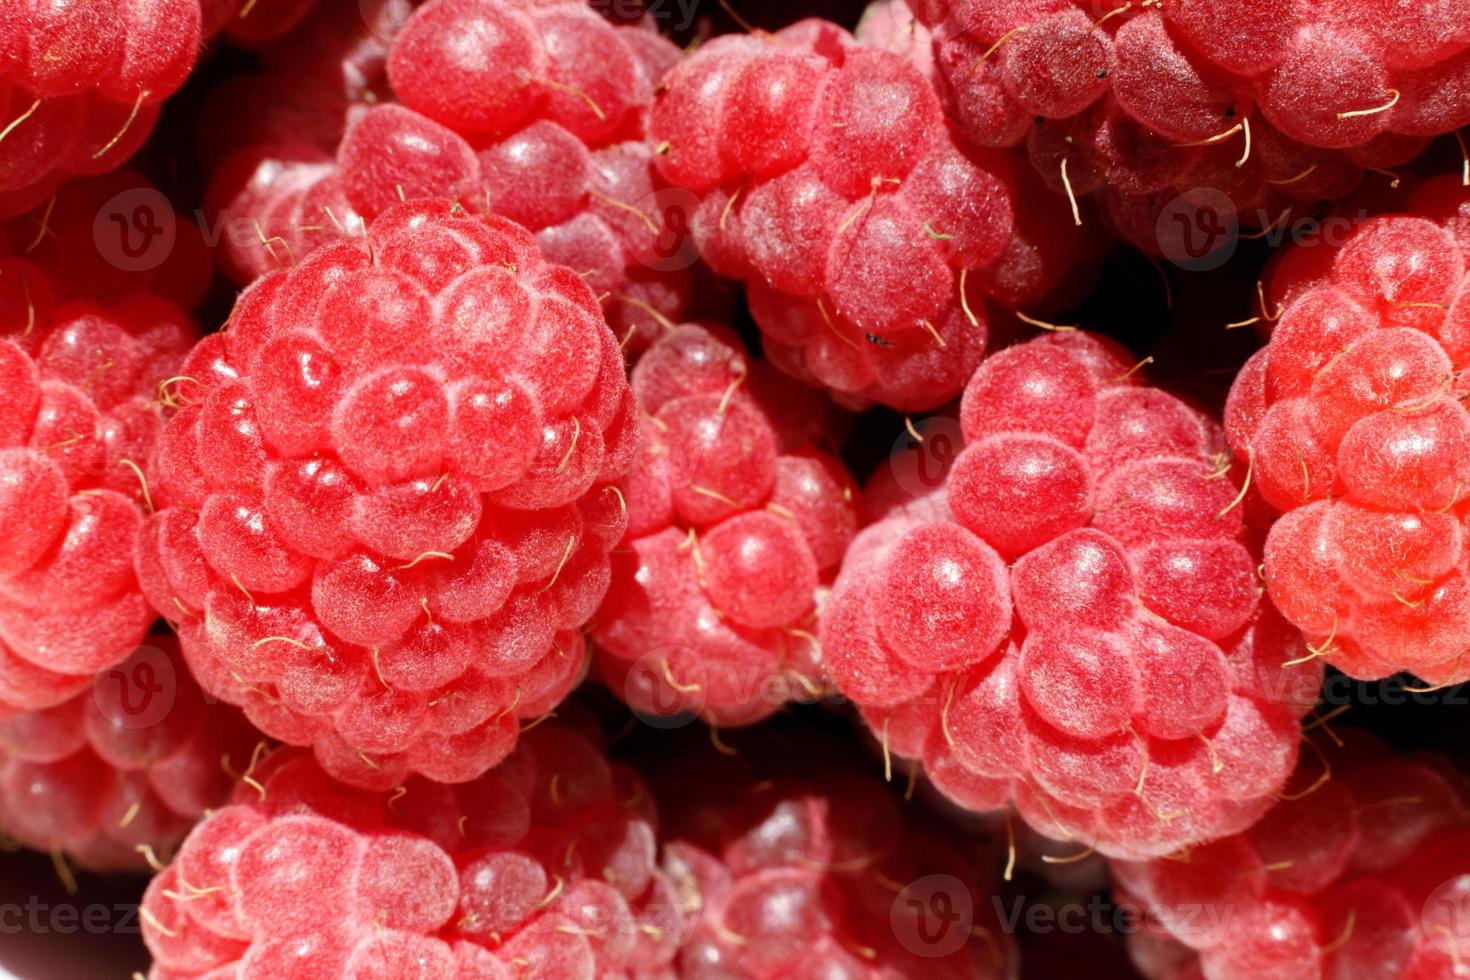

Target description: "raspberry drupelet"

left=1227, top=197, right=1470, bottom=688
left=820, top=331, right=1325, bottom=860
left=136, top=200, right=637, bottom=790
left=591, top=322, right=859, bottom=727
left=0, top=635, right=256, bottom=873
left=139, top=722, right=682, bottom=980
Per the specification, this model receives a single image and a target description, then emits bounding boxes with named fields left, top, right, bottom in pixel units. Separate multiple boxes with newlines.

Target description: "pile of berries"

left=9, top=1, right=1470, bottom=977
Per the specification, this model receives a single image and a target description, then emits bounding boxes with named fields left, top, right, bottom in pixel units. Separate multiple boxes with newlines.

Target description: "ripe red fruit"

left=821, top=332, right=1323, bottom=859
left=591, top=322, right=858, bottom=726
left=1115, top=731, right=1470, bottom=980
left=0, top=253, right=194, bottom=714
left=208, top=0, right=714, bottom=354
left=648, top=19, right=1022, bottom=411
left=140, top=723, right=680, bottom=979
left=0, top=636, right=256, bottom=872
left=0, top=0, right=329, bottom=215
left=136, top=200, right=636, bottom=789
left=1227, top=205, right=1470, bottom=686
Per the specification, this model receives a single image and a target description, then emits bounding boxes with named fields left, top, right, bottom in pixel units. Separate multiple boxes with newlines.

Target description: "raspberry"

left=646, top=725, right=1018, bottom=978
left=0, top=251, right=194, bottom=714
left=137, top=200, right=636, bottom=788
left=1114, top=731, right=1470, bottom=979
left=648, top=20, right=1024, bottom=411
left=1226, top=209, right=1470, bottom=685
left=0, top=635, right=255, bottom=872
left=820, top=332, right=1323, bottom=859
left=914, top=0, right=1468, bottom=259
left=0, top=0, right=333, bottom=214
left=140, top=722, right=680, bottom=979
left=206, top=0, right=716, bottom=354
left=591, top=322, right=857, bottom=726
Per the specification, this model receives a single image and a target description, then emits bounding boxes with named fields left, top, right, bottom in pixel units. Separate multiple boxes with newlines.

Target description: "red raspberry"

left=1115, top=731, right=1470, bottom=980
left=207, top=0, right=717, bottom=354
left=1226, top=204, right=1470, bottom=686
left=647, top=728, right=1018, bottom=979
left=910, top=0, right=1468, bottom=259
left=647, top=19, right=1023, bottom=411
left=820, top=332, right=1323, bottom=860
left=0, top=252, right=194, bottom=714
left=136, top=200, right=637, bottom=789
left=591, top=322, right=858, bottom=726
left=139, top=722, right=680, bottom=979
left=0, top=0, right=329, bottom=214
left=0, top=635, right=255, bottom=873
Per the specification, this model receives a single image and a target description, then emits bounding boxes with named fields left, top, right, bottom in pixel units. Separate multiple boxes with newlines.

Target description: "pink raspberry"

left=0, top=635, right=255, bottom=873
left=910, top=0, right=1468, bottom=260
left=139, top=722, right=680, bottom=979
left=820, top=331, right=1323, bottom=859
left=136, top=200, right=636, bottom=789
left=207, top=0, right=719, bottom=353
left=0, top=253, right=194, bottom=714
left=1115, top=731, right=1470, bottom=980
left=1226, top=204, right=1470, bottom=686
left=647, top=19, right=1025, bottom=411
left=591, top=322, right=858, bottom=726
left=647, top=727, right=1018, bottom=979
